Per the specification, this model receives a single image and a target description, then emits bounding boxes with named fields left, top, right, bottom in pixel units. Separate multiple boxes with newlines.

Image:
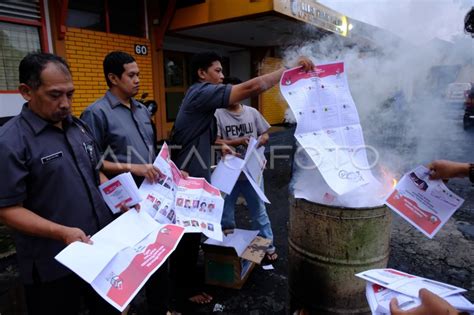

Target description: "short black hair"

left=465, top=7, right=474, bottom=36
left=19, top=52, right=71, bottom=90
left=223, top=77, right=242, bottom=85
left=103, top=51, right=136, bottom=87
left=190, top=51, right=222, bottom=83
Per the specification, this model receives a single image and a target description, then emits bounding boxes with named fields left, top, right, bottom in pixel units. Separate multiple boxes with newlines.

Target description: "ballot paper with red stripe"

left=139, top=142, right=225, bottom=241
left=99, top=172, right=142, bottom=214
left=384, top=165, right=464, bottom=238
left=55, top=210, right=184, bottom=312
left=280, top=62, right=379, bottom=196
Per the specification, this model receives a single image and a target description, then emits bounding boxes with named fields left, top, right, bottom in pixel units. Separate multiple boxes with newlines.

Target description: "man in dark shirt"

left=81, top=51, right=160, bottom=185
left=0, top=53, right=117, bottom=314
left=81, top=51, right=172, bottom=314
left=170, top=51, right=314, bottom=308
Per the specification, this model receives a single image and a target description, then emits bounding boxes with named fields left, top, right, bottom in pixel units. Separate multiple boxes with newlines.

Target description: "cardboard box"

left=203, top=230, right=271, bottom=289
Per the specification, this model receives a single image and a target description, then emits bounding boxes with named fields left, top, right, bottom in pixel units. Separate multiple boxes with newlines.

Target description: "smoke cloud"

left=281, top=2, right=473, bottom=207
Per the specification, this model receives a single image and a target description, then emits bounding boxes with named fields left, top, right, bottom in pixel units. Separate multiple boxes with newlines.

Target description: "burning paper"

left=280, top=62, right=379, bottom=196
left=384, top=165, right=464, bottom=238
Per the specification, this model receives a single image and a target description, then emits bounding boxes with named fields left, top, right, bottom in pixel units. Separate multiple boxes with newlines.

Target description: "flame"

left=392, top=178, right=398, bottom=188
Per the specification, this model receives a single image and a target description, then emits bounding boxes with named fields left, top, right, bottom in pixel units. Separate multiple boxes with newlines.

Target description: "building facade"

left=0, top=0, right=355, bottom=138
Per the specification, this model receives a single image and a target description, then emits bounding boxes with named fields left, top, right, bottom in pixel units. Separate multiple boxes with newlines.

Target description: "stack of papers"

left=211, top=137, right=269, bottom=203
left=99, top=172, right=141, bottom=214
left=356, top=269, right=474, bottom=314
left=384, top=165, right=464, bottom=238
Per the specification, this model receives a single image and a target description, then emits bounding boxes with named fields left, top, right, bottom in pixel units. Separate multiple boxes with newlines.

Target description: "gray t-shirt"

left=215, top=105, right=270, bottom=155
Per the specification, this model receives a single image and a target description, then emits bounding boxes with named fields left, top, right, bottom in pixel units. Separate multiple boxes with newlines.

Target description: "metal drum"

left=289, top=197, right=392, bottom=314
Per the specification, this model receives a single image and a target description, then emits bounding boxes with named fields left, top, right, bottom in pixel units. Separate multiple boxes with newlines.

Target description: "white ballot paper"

left=99, top=172, right=142, bottom=214
left=384, top=165, right=464, bottom=238
left=55, top=210, right=185, bottom=312
left=280, top=62, right=378, bottom=195
left=211, top=137, right=270, bottom=203
left=356, top=269, right=466, bottom=299
left=139, top=143, right=225, bottom=241
left=362, top=272, right=474, bottom=314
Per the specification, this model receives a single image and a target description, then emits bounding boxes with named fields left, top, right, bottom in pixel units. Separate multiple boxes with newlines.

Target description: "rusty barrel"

left=289, top=197, right=392, bottom=314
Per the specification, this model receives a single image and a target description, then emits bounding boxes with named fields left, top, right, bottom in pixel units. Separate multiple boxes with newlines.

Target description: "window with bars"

left=67, top=0, right=145, bottom=38
left=0, top=22, right=41, bottom=90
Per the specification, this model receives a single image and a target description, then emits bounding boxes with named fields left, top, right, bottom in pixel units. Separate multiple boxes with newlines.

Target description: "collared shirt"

left=81, top=90, right=156, bottom=170
left=0, top=104, right=114, bottom=284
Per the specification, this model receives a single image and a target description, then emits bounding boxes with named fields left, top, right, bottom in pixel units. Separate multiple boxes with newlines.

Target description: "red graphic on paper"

left=385, top=269, right=416, bottom=278
left=103, top=180, right=121, bottom=194
left=159, top=143, right=170, bottom=161
left=281, top=62, right=344, bottom=86
left=386, top=190, right=441, bottom=235
left=203, top=181, right=220, bottom=196
left=372, top=283, right=387, bottom=293
left=179, top=177, right=205, bottom=190
left=106, top=225, right=185, bottom=307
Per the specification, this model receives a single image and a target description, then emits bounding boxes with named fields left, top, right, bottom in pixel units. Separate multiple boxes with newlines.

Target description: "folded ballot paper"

left=55, top=210, right=185, bottom=312
left=211, top=136, right=269, bottom=203
left=356, top=269, right=474, bottom=314
left=100, top=172, right=142, bottom=214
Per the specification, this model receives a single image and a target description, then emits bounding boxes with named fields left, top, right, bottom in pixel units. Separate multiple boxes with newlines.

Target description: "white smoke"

left=282, top=3, right=473, bottom=207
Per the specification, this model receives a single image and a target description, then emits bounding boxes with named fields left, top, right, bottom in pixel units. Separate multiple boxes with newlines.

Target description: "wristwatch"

left=469, top=163, right=474, bottom=183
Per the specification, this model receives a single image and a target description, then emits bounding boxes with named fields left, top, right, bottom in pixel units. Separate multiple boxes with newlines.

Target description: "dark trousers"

left=168, top=233, right=202, bottom=312
left=145, top=260, right=171, bottom=315
left=24, top=273, right=119, bottom=315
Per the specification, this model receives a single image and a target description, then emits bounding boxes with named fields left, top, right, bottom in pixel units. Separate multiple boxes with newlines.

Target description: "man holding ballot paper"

left=168, top=51, right=314, bottom=309
left=0, top=53, right=117, bottom=314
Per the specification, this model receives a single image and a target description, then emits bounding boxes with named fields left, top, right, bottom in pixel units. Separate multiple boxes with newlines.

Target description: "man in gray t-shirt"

left=214, top=77, right=276, bottom=260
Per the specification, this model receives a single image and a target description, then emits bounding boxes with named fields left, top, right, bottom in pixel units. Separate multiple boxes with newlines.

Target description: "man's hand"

left=221, top=143, right=239, bottom=156
left=131, top=164, right=162, bottom=183
left=119, top=203, right=141, bottom=213
left=257, top=133, right=269, bottom=148
left=180, top=170, right=189, bottom=179
left=297, top=56, right=315, bottom=72
left=238, top=136, right=250, bottom=146
left=59, top=226, right=92, bottom=245
left=390, top=288, right=458, bottom=315
left=427, top=160, right=469, bottom=180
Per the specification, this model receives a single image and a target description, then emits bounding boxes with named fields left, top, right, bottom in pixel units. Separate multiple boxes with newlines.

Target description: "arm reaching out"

left=427, top=160, right=470, bottom=180
left=0, top=205, right=92, bottom=245
left=228, top=56, right=314, bottom=105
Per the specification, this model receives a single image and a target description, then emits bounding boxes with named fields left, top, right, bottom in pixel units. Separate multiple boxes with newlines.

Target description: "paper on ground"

left=211, top=137, right=269, bottom=203
left=99, top=172, right=142, bottom=213
left=280, top=62, right=379, bottom=196
left=384, top=165, right=464, bottom=238
left=55, top=210, right=185, bottom=311
left=139, top=143, right=225, bottom=241
left=204, top=229, right=259, bottom=257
